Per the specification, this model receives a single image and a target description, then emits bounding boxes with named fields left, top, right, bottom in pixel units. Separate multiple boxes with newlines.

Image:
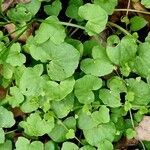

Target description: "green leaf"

left=34, top=16, right=66, bottom=44
left=44, top=141, right=55, bottom=150
left=106, top=35, right=137, bottom=66
left=66, top=38, right=84, bottom=57
left=94, top=0, right=118, bottom=15
left=78, top=3, right=108, bottom=35
left=6, top=43, right=26, bottom=67
left=126, top=128, right=136, bottom=139
left=19, top=0, right=41, bottom=16
left=7, top=86, right=24, bottom=108
left=28, top=39, right=80, bottom=81
left=99, top=89, right=121, bottom=107
left=21, top=96, right=40, bottom=113
left=0, top=140, right=12, bottom=150
left=19, top=65, right=44, bottom=96
left=44, top=77, right=75, bottom=101
left=0, top=106, right=15, bottom=128
left=49, top=117, right=76, bottom=142
left=97, top=140, right=113, bottom=150
left=51, top=93, right=74, bottom=118
left=74, top=75, right=102, bottom=104
left=7, top=5, right=32, bottom=22
left=2, top=63, right=14, bottom=79
left=107, top=76, right=127, bottom=93
left=125, top=78, right=150, bottom=105
left=83, top=122, right=116, bottom=146
left=61, top=142, right=79, bottom=150
left=141, top=0, right=150, bottom=8
left=130, top=16, right=148, bottom=31
left=134, top=42, right=150, bottom=77
left=66, top=0, right=83, bottom=21
left=80, top=145, right=96, bottom=150
left=78, top=112, right=97, bottom=130
left=91, top=106, right=110, bottom=124
left=44, top=0, right=62, bottom=16
left=0, top=128, right=4, bottom=143
left=66, top=129, right=75, bottom=139
left=19, top=112, right=54, bottom=136
left=15, top=137, right=44, bottom=150
left=81, top=46, right=114, bottom=77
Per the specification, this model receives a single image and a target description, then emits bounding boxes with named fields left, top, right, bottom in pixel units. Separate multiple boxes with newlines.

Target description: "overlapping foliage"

left=0, top=0, right=150, bottom=149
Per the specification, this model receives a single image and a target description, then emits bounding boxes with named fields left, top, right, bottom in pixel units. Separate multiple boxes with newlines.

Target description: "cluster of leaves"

left=1, top=0, right=150, bottom=149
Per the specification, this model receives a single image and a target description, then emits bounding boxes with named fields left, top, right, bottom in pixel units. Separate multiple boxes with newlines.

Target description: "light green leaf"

left=15, top=137, right=44, bottom=150
left=34, top=16, right=66, bottom=44
left=66, top=0, right=83, bottom=21
left=49, top=117, right=76, bottom=142
left=74, top=75, right=102, bottom=104
left=97, top=140, right=113, bottom=150
left=78, top=112, right=97, bottom=130
left=134, top=42, right=150, bottom=77
left=92, top=106, right=110, bottom=124
left=51, top=93, right=74, bottom=118
left=84, top=122, right=116, bottom=146
left=0, top=128, right=4, bottom=143
left=99, top=89, right=121, bottom=107
left=141, top=0, right=150, bottom=8
left=125, top=78, right=150, bottom=105
left=94, top=0, right=118, bottom=15
left=44, top=77, right=75, bottom=101
left=80, top=145, right=96, bottom=150
left=81, top=46, right=114, bottom=77
left=107, top=76, right=127, bottom=93
left=44, top=141, right=55, bottom=150
left=126, top=128, right=136, bottom=139
left=21, top=96, right=40, bottom=113
left=28, top=39, right=80, bottom=81
left=130, top=16, right=148, bottom=31
left=19, top=65, right=44, bottom=96
left=19, top=0, right=41, bottom=16
left=66, top=129, right=75, bottom=139
left=0, top=140, right=12, bottom=150
left=6, top=43, right=26, bottom=67
left=7, top=5, right=32, bottom=22
left=2, top=63, right=14, bottom=79
left=61, top=142, right=79, bottom=150
left=106, top=35, right=137, bottom=66
left=78, top=3, right=108, bottom=35
left=44, top=0, right=62, bottom=16
left=0, top=106, right=15, bottom=128
left=7, top=86, right=24, bottom=108
left=19, top=112, right=54, bottom=136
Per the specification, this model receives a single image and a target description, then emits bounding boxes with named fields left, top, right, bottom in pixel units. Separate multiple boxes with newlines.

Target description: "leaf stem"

left=107, top=21, right=142, bottom=43
left=53, top=114, right=84, bottom=145
left=60, top=21, right=85, bottom=30
left=129, top=109, right=146, bottom=150
left=37, top=19, right=85, bottom=30
left=115, top=9, right=150, bottom=15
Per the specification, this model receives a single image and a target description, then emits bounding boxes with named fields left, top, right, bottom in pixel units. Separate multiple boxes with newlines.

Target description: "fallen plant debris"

left=1, top=0, right=150, bottom=149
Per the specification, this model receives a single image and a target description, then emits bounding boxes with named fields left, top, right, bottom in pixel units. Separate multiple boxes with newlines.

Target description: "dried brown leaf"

left=5, top=23, right=33, bottom=42
left=136, top=116, right=150, bottom=141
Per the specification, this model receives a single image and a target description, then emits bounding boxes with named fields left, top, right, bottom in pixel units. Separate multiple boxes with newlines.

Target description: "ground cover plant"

left=1, top=0, right=150, bottom=149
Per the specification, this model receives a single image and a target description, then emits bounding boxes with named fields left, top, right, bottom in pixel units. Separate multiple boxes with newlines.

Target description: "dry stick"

left=115, top=9, right=150, bottom=15
left=126, top=0, right=131, bottom=16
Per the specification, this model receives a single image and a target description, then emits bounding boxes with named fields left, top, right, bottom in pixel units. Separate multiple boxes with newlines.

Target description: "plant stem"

left=129, top=109, right=146, bottom=150
left=60, top=22, right=85, bottom=30
left=53, top=114, right=84, bottom=145
left=107, top=21, right=142, bottom=43
left=115, top=9, right=150, bottom=15
left=37, top=19, right=85, bottom=30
